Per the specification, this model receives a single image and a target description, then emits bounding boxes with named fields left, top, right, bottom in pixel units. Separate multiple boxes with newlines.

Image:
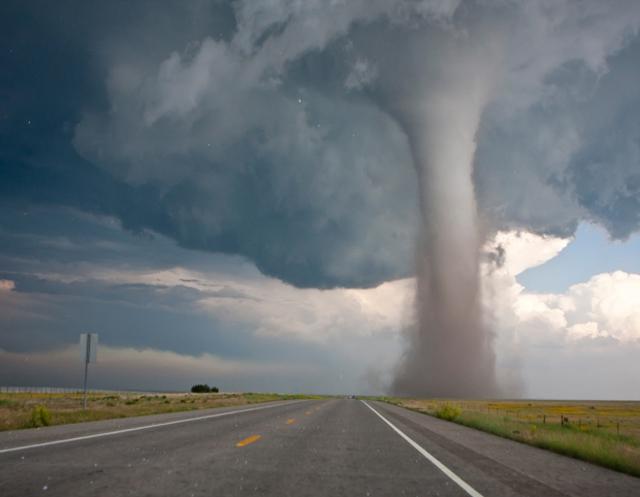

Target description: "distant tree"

left=191, top=384, right=210, bottom=393
left=210, top=386, right=219, bottom=393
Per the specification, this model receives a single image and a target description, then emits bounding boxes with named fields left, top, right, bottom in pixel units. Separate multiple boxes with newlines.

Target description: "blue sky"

left=519, top=223, right=640, bottom=293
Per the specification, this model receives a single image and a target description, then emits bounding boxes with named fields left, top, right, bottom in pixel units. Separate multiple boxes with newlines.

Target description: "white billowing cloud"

left=566, top=321, right=600, bottom=341
left=482, top=229, right=640, bottom=398
left=198, top=277, right=414, bottom=343
left=554, top=272, right=640, bottom=342
left=485, top=230, right=640, bottom=345
left=488, top=231, right=571, bottom=276
left=18, top=249, right=413, bottom=346
left=61, top=262, right=414, bottom=343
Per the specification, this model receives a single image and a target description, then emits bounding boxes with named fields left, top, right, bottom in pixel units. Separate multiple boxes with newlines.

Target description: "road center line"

left=0, top=401, right=305, bottom=455
left=236, top=434, right=262, bottom=447
left=362, top=401, right=484, bottom=497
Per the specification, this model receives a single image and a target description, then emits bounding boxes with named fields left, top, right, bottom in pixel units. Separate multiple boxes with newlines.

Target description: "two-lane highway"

left=1, top=399, right=640, bottom=496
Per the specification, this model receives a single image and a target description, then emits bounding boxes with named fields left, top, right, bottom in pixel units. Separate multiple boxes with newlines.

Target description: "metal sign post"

left=79, top=333, right=98, bottom=409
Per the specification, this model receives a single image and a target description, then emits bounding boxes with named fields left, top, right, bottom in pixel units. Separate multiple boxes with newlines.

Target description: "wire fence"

left=0, top=386, right=161, bottom=394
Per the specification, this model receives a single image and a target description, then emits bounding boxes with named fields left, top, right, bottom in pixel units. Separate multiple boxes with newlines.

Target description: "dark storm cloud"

left=475, top=35, right=640, bottom=240
left=0, top=206, right=381, bottom=377
left=1, top=0, right=418, bottom=290
left=0, top=205, right=267, bottom=361
left=568, top=37, right=640, bottom=238
left=2, top=0, right=640, bottom=292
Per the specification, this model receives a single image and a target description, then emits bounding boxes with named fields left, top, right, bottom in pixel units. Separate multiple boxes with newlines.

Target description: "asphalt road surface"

left=1, top=399, right=639, bottom=496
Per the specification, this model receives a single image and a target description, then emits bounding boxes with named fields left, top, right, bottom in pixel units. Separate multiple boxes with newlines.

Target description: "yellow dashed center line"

left=286, top=418, right=296, bottom=425
left=236, top=434, right=262, bottom=447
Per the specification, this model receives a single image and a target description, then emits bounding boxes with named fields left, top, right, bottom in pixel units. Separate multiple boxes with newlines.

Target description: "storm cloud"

left=2, top=1, right=640, bottom=394
left=2, top=1, right=639, bottom=290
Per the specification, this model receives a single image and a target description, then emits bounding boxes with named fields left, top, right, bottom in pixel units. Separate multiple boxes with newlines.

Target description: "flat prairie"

left=0, top=391, right=318, bottom=431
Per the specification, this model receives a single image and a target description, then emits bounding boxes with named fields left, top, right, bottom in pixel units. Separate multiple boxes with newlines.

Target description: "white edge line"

left=0, top=400, right=306, bottom=455
left=362, top=400, right=484, bottom=497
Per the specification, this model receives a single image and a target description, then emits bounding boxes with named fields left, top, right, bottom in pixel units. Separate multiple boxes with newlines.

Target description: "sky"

left=519, top=223, right=640, bottom=293
left=1, top=0, right=640, bottom=398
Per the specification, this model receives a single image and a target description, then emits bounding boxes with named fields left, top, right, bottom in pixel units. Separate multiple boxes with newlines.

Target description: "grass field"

left=382, top=397, right=640, bottom=477
left=0, top=391, right=321, bottom=432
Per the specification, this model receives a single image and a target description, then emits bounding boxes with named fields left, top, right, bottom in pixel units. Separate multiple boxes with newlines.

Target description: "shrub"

left=29, top=405, right=52, bottom=427
left=435, top=404, right=461, bottom=421
left=191, top=384, right=211, bottom=393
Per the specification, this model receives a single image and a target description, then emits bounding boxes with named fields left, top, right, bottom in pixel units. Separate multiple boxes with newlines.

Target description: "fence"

left=0, top=386, right=163, bottom=394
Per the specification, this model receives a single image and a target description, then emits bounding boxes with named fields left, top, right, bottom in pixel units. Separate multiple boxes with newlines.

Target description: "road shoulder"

left=373, top=401, right=640, bottom=497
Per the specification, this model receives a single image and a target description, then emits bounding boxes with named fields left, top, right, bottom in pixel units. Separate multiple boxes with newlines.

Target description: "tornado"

left=368, top=15, right=505, bottom=397
left=391, top=93, right=498, bottom=398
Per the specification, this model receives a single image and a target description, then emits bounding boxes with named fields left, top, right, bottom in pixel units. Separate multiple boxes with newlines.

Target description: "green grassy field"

left=0, top=391, right=322, bottom=431
left=381, top=397, right=640, bottom=477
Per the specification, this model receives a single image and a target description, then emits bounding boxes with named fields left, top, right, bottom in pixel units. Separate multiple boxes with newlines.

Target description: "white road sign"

left=80, top=333, right=98, bottom=363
